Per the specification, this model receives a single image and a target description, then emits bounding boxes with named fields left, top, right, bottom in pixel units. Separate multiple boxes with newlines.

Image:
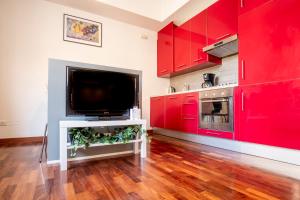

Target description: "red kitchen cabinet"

left=165, top=94, right=183, bottom=130
left=207, top=0, right=238, bottom=45
left=238, top=0, right=270, bottom=15
left=150, top=96, right=165, bottom=128
left=157, top=22, right=175, bottom=77
left=190, top=10, right=221, bottom=67
left=198, top=129, right=234, bottom=140
left=237, top=80, right=300, bottom=150
left=190, top=11, right=207, bottom=66
left=181, top=93, right=199, bottom=134
left=174, top=21, right=191, bottom=72
left=239, top=0, right=300, bottom=85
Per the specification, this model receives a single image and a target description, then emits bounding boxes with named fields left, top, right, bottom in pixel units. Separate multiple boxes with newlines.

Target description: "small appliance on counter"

left=183, top=83, right=190, bottom=91
left=201, top=73, right=216, bottom=88
left=168, top=86, right=176, bottom=93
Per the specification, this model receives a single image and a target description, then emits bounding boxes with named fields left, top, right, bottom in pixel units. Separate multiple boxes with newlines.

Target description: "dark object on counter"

left=168, top=86, right=176, bottom=93
left=201, top=73, right=216, bottom=88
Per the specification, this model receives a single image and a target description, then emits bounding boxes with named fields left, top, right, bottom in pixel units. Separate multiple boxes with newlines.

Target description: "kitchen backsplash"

left=170, top=55, right=238, bottom=91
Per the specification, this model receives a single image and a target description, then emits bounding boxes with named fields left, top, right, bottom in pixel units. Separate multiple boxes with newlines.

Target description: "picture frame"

left=63, top=14, right=102, bottom=47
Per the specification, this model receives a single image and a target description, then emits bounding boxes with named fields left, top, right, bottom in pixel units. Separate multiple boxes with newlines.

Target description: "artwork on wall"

left=63, top=14, right=102, bottom=47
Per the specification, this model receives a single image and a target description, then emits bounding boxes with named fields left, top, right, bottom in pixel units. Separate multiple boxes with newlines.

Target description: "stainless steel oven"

left=199, top=88, right=234, bottom=132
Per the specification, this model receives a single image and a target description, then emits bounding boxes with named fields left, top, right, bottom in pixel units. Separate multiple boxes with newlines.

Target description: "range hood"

left=203, top=34, right=238, bottom=58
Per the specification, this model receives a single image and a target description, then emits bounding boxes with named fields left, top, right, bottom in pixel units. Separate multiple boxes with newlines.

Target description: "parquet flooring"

left=0, top=134, right=299, bottom=200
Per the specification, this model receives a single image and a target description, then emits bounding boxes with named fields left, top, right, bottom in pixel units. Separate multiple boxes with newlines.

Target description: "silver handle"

left=193, top=58, right=204, bottom=62
left=241, top=60, right=245, bottom=80
left=183, top=117, right=196, bottom=120
left=241, top=0, right=244, bottom=8
left=207, top=132, right=221, bottom=135
left=242, top=91, right=245, bottom=112
left=160, top=69, right=168, bottom=73
left=216, top=33, right=231, bottom=40
left=201, top=99, right=229, bottom=103
left=176, top=64, right=186, bottom=68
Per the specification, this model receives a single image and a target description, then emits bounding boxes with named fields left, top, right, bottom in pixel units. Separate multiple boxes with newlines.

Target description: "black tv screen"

left=66, top=67, right=139, bottom=118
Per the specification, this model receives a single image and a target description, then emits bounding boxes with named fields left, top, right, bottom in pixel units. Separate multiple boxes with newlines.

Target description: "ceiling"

left=95, top=0, right=190, bottom=22
left=47, top=0, right=217, bottom=31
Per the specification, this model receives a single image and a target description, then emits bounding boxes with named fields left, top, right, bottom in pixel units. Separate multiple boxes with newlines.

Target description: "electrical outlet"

left=0, top=121, right=8, bottom=126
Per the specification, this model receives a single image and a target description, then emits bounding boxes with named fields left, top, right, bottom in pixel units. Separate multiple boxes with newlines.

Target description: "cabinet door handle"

left=241, top=60, right=245, bottom=80
left=216, top=33, right=231, bottom=41
left=183, top=117, right=196, bottom=120
left=169, top=97, right=177, bottom=99
left=186, top=94, right=195, bottom=97
left=176, top=64, right=186, bottom=69
left=241, top=91, right=245, bottom=112
left=207, top=132, right=221, bottom=135
left=241, top=0, right=244, bottom=8
left=193, top=58, right=204, bottom=62
left=160, top=69, right=168, bottom=73
left=183, top=103, right=195, bottom=105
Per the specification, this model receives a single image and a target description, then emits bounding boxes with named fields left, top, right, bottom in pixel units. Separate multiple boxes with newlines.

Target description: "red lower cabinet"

left=237, top=80, right=300, bottom=150
left=181, top=93, right=199, bottom=134
left=165, top=94, right=183, bottom=130
left=150, top=96, right=165, bottom=128
left=198, top=129, right=233, bottom=140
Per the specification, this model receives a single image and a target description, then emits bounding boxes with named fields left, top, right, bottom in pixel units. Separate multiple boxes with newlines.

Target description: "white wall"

left=170, top=55, right=238, bottom=91
left=0, top=0, right=169, bottom=138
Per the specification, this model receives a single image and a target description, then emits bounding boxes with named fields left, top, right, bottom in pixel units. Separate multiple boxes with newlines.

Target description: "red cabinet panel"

left=165, top=94, right=183, bottom=130
left=237, top=80, right=300, bottom=150
left=182, top=93, right=198, bottom=116
left=182, top=93, right=199, bottom=134
left=190, top=11, right=208, bottom=66
left=174, top=21, right=191, bottom=72
left=157, top=22, right=175, bottom=77
left=198, top=129, right=234, bottom=140
left=207, top=0, right=238, bottom=45
left=239, top=0, right=300, bottom=85
left=150, top=96, right=165, bottom=128
left=238, top=0, right=270, bottom=15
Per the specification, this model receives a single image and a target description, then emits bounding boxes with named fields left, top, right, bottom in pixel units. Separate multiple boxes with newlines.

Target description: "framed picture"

left=63, top=14, right=102, bottom=47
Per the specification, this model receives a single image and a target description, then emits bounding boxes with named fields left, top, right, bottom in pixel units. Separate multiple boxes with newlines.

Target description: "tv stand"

left=59, top=119, right=147, bottom=171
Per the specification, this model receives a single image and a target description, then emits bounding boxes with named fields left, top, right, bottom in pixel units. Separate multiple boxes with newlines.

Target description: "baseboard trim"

left=0, top=136, right=44, bottom=146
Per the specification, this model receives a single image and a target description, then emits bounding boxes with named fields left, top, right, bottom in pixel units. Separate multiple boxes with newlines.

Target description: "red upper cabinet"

left=238, top=0, right=270, bottom=15
left=157, top=22, right=175, bottom=77
left=165, top=94, right=183, bottom=130
left=207, top=0, right=238, bottom=45
left=239, top=0, right=300, bottom=85
left=181, top=93, right=199, bottom=134
left=150, top=96, right=165, bottom=128
left=237, top=80, right=300, bottom=150
left=190, top=11, right=208, bottom=66
left=174, top=21, right=191, bottom=72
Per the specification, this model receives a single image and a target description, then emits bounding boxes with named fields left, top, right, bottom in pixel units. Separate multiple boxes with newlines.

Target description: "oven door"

left=199, top=97, right=233, bottom=132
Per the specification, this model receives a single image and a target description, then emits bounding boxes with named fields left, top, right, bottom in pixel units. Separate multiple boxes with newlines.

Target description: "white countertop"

left=162, top=83, right=238, bottom=96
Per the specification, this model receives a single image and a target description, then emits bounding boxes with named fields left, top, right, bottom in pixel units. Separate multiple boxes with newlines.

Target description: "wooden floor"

left=0, top=134, right=300, bottom=200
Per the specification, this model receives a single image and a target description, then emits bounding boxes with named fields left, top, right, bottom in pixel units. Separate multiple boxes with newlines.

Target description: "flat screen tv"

left=66, top=66, right=139, bottom=119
